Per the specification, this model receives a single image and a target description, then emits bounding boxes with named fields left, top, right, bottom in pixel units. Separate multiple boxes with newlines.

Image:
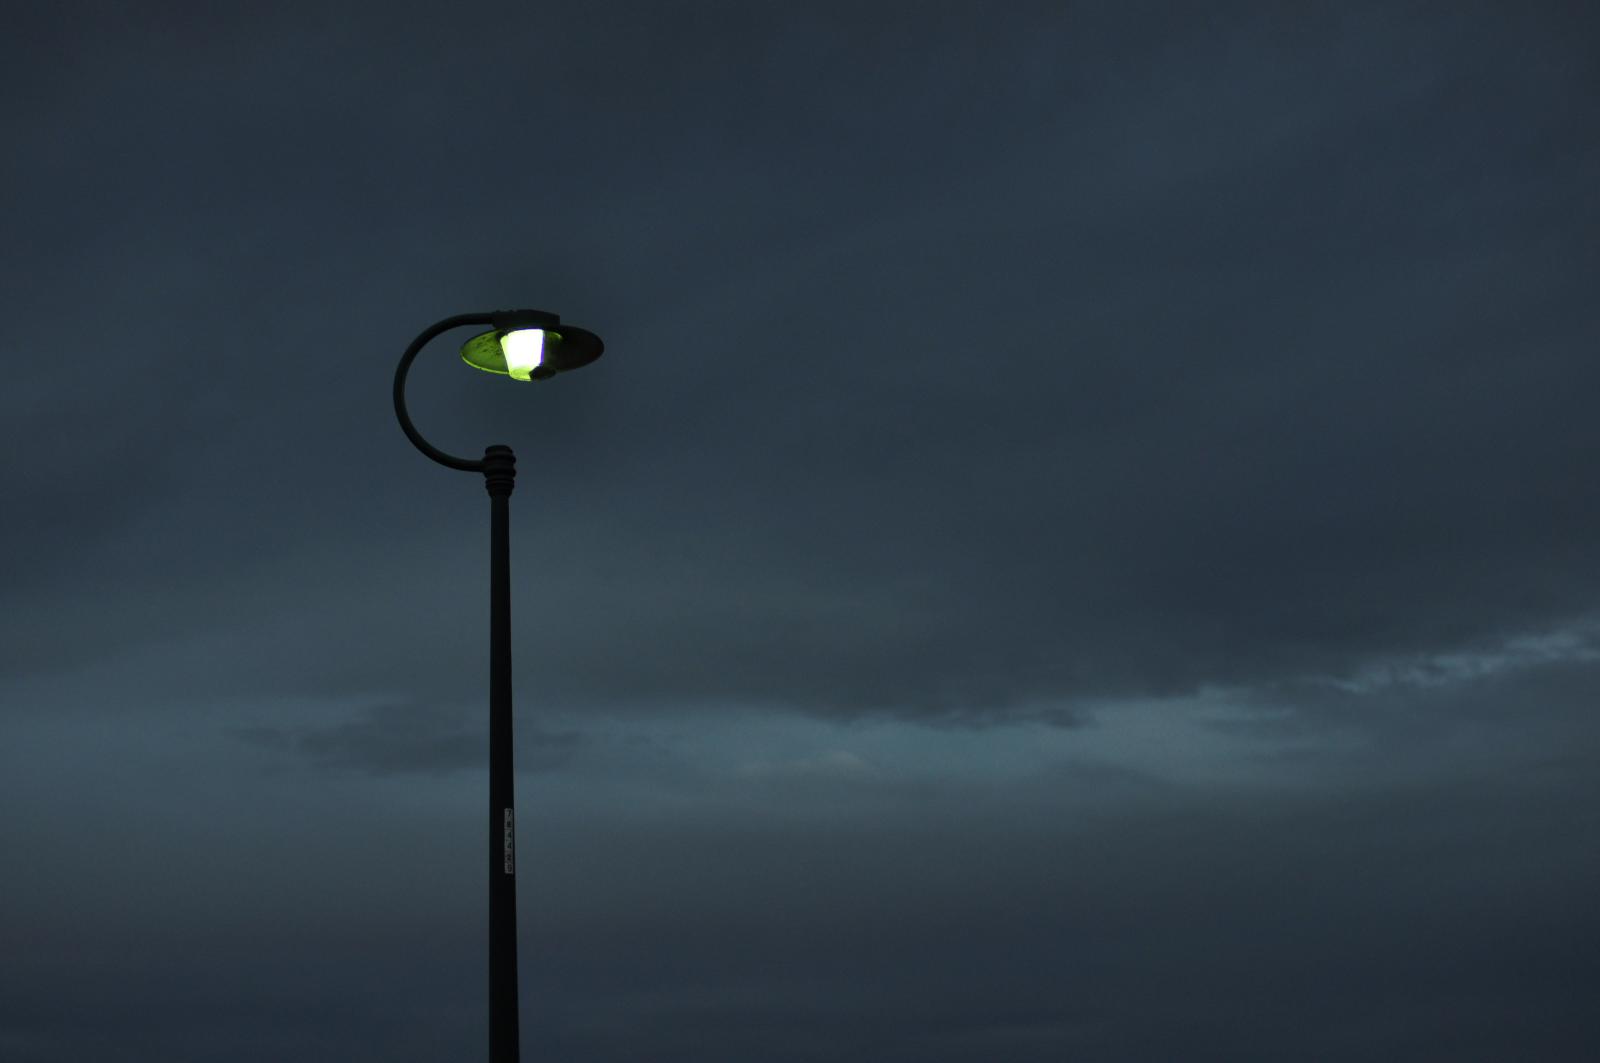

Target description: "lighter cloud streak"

left=1308, top=620, right=1600, bottom=695
left=735, top=748, right=872, bottom=779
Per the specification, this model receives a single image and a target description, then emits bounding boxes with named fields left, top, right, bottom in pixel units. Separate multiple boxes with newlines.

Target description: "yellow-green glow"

left=501, top=329, right=545, bottom=381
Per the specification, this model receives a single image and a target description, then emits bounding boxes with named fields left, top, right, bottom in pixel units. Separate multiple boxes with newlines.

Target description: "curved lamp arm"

left=394, top=312, right=496, bottom=472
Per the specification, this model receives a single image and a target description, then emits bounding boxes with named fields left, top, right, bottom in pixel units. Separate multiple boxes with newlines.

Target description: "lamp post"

left=393, top=309, right=604, bottom=1063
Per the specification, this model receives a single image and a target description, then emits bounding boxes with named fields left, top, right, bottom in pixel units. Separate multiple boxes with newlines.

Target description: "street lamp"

left=393, top=309, right=604, bottom=1063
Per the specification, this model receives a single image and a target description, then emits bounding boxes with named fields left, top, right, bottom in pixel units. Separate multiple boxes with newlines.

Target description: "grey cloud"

left=4, top=4, right=1598, bottom=729
left=230, top=700, right=582, bottom=776
left=6, top=658, right=1600, bottom=1062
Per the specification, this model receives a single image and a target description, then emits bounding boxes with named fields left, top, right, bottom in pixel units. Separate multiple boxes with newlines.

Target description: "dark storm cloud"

left=5, top=2, right=1598, bottom=725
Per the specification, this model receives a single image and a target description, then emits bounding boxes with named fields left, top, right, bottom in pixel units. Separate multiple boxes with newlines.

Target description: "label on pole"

left=503, top=808, right=515, bottom=875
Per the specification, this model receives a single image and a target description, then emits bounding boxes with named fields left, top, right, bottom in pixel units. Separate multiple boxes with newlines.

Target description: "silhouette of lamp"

left=392, top=309, right=604, bottom=1063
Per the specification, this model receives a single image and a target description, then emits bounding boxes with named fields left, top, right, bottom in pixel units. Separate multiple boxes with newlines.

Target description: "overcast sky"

left=4, top=2, right=1599, bottom=1060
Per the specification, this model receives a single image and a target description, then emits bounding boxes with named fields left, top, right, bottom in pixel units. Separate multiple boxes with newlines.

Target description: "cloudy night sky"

left=4, top=2, right=1600, bottom=1060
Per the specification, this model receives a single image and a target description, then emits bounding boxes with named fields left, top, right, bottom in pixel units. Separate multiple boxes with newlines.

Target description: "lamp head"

left=460, top=309, right=604, bottom=381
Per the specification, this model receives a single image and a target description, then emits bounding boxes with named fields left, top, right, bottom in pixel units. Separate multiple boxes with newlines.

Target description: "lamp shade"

left=460, top=311, right=604, bottom=381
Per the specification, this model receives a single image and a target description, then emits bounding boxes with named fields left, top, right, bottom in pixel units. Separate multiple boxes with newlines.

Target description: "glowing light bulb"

left=500, top=329, right=545, bottom=381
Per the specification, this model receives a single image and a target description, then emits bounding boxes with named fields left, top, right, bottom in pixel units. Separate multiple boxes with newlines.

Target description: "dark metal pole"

left=483, top=444, right=519, bottom=1063
left=396, top=311, right=599, bottom=1062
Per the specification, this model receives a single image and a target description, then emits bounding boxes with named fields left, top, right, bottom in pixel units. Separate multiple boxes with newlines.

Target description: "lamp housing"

left=460, top=309, right=604, bottom=381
